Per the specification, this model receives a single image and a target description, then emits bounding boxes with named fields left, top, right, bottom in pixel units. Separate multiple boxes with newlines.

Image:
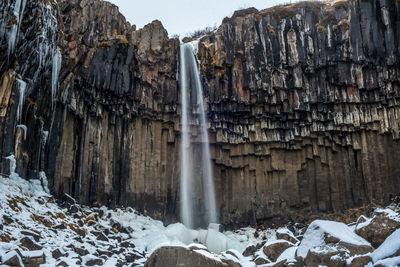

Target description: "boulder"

left=276, top=229, right=298, bottom=244
left=1, top=251, right=23, bottom=266
left=349, top=255, right=372, bottom=267
left=355, top=216, right=400, bottom=248
left=86, top=258, right=103, bottom=266
left=242, top=242, right=265, bottom=257
left=297, top=220, right=373, bottom=259
left=52, top=249, right=65, bottom=260
left=20, top=237, right=43, bottom=251
left=263, top=240, right=294, bottom=262
left=304, top=247, right=347, bottom=267
left=144, top=246, right=237, bottom=267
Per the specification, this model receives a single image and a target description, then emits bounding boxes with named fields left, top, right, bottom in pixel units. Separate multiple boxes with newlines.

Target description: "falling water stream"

left=180, top=43, right=217, bottom=229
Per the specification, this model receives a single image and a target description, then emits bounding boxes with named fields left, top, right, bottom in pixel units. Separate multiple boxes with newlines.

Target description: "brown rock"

left=355, top=216, right=400, bottom=248
left=2, top=251, right=23, bottom=267
left=304, top=247, right=346, bottom=267
left=243, top=242, right=265, bottom=257
left=144, top=246, right=237, bottom=267
left=349, top=255, right=372, bottom=267
left=276, top=231, right=298, bottom=244
left=86, top=258, right=103, bottom=266
left=263, top=241, right=294, bottom=262
left=254, top=257, right=269, bottom=265
left=52, top=249, right=65, bottom=260
left=21, top=250, right=46, bottom=267
left=20, top=237, right=42, bottom=251
left=20, top=231, right=41, bottom=242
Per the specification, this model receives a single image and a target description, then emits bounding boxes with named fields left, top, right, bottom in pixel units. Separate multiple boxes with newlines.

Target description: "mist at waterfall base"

left=179, top=42, right=218, bottom=229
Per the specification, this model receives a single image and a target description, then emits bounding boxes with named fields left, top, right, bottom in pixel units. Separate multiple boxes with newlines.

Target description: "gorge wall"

left=1, top=0, right=400, bottom=227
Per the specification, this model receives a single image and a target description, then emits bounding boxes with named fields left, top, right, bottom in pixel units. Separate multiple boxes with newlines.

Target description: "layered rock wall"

left=1, top=0, right=400, bottom=226
left=197, top=0, right=400, bottom=225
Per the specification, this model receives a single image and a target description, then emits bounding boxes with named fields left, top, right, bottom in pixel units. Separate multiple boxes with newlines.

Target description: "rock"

left=20, top=237, right=43, bottom=251
left=349, top=255, right=372, bottom=267
left=276, top=230, right=298, bottom=244
left=297, top=220, right=373, bottom=259
left=243, top=242, right=265, bottom=257
left=95, top=249, right=113, bottom=258
left=20, top=231, right=41, bottom=242
left=254, top=257, right=269, bottom=265
left=2, top=251, right=23, bottom=267
left=86, top=258, right=103, bottom=266
left=52, top=249, right=65, bottom=260
left=57, top=261, right=69, bottom=267
left=68, top=204, right=80, bottom=214
left=96, top=232, right=109, bottom=242
left=54, top=224, right=66, bottom=230
left=21, top=250, right=46, bottom=266
left=263, top=241, right=293, bottom=262
left=304, top=247, right=347, bottom=267
left=355, top=216, right=400, bottom=248
left=125, top=253, right=140, bottom=263
left=144, top=246, right=237, bottom=267
left=3, top=215, right=14, bottom=225
left=121, top=241, right=135, bottom=248
left=74, top=247, right=89, bottom=257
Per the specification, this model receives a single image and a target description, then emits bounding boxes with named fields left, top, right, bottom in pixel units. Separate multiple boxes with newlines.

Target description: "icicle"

left=5, top=154, right=16, bottom=174
left=51, top=47, right=61, bottom=105
left=16, top=0, right=26, bottom=40
left=41, top=130, right=49, bottom=145
left=16, top=124, right=27, bottom=140
left=16, top=78, right=26, bottom=122
left=39, top=171, right=49, bottom=193
left=7, top=0, right=23, bottom=58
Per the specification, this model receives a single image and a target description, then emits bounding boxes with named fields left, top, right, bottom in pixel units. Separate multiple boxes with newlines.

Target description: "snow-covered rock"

left=355, top=215, right=400, bottom=248
left=297, top=220, right=372, bottom=258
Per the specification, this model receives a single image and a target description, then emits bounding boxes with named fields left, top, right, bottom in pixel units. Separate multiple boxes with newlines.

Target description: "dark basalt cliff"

left=1, top=0, right=400, bottom=227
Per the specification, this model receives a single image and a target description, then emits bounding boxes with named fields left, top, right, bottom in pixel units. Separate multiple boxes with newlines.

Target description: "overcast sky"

left=108, top=0, right=295, bottom=36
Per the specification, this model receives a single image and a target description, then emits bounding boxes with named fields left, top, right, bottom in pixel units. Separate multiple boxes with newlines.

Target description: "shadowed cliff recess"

left=0, top=0, right=400, bottom=228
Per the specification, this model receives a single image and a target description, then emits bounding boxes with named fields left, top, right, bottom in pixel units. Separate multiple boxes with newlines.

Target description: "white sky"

left=108, top=0, right=294, bottom=36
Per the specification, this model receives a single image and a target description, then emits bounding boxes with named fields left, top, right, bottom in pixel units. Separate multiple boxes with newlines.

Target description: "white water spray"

left=179, top=43, right=217, bottom=228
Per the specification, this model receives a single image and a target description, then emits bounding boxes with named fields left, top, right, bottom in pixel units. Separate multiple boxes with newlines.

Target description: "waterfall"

left=179, top=43, right=217, bottom=228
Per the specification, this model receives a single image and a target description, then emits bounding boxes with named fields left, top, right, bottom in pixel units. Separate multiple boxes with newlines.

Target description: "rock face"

left=1, top=0, right=400, bottom=226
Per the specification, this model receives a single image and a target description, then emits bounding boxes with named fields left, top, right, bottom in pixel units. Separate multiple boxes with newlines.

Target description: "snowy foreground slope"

left=0, top=172, right=399, bottom=267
